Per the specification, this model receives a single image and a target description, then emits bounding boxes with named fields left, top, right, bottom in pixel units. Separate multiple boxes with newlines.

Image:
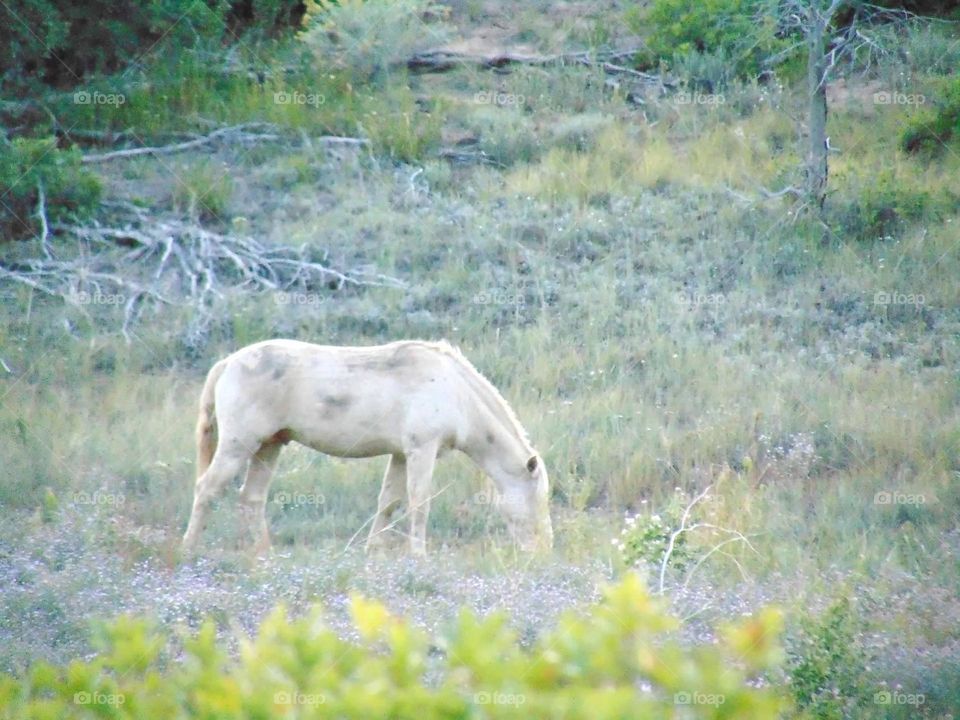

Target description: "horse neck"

left=463, top=394, right=532, bottom=469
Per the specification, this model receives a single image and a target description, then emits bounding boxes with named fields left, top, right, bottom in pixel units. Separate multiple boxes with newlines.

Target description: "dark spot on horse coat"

left=486, top=432, right=496, bottom=444
left=319, top=393, right=353, bottom=416
left=346, top=346, right=413, bottom=373
left=242, top=346, right=289, bottom=378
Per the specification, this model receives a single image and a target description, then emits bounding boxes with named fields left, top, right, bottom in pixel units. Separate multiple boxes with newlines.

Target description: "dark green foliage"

left=638, top=0, right=783, bottom=80
left=0, top=0, right=304, bottom=92
left=0, top=0, right=226, bottom=91
left=786, top=597, right=872, bottom=719
left=901, top=75, right=960, bottom=156
left=837, top=168, right=956, bottom=241
left=0, top=138, right=101, bottom=241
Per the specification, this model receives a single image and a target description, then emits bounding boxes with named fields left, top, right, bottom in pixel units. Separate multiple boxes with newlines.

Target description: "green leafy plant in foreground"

left=0, top=574, right=787, bottom=719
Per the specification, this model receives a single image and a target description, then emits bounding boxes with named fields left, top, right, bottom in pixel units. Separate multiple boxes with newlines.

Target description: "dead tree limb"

left=0, top=204, right=405, bottom=335
left=407, top=46, right=673, bottom=86
left=80, top=123, right=280, bottom=163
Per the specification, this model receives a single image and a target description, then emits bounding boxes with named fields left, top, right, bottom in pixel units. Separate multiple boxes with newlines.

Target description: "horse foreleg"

left=182, top=448, right=248, bottom=553
left=404, top=443, right=439, bottom=557
left=238, top=441, right=282, bottom=556
left=366, top=454, right=407, bottom=554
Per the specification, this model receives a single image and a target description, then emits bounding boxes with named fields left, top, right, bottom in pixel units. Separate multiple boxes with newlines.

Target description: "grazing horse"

left=181, top=339, right=553, bottom=556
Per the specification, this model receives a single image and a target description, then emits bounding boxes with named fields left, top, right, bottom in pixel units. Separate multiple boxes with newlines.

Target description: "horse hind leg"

left=238, top=441, right=282, bottom=556
left=182, top=438, right=253, bottom=553
left=366, top=454, right=407, bottom=554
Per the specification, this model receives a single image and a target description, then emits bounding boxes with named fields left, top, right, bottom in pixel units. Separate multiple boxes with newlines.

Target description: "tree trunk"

left=806, top=17, right=829, bottom=216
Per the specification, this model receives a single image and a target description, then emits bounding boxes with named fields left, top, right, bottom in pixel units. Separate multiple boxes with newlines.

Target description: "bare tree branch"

left=0, top=203, right=405, bottom=335
left=80, top=123, right=280, bottom=163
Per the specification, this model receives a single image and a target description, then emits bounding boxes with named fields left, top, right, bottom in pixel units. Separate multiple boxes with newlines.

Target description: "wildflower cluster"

left=613, top=507, right=693, bottom=570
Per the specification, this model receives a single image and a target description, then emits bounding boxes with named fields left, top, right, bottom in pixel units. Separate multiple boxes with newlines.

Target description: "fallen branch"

left=0, top=203, right=405, bottom=336
left=81, top=123, right=280, bottom=163
left=408, top=46, right=673, bottom=86
left=656, top=485, right=761, bottom=595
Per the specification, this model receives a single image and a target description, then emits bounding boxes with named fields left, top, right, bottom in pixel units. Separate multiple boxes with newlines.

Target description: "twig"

left=658, top=484, right=713, bottom=595
left=656, top=488, right=761, bottom=595
left=315, top=136, right=370, bottom=145
left=35, top=180, right=52, bottom=259
left=342, top=481, right=453, bottom=555
left=681, top=532, right=758, bottom=590
left=80, top=123, right=280, bottom=163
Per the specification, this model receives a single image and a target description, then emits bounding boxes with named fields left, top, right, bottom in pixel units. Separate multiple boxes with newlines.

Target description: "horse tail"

left=196, top=359, right=227, bottom=481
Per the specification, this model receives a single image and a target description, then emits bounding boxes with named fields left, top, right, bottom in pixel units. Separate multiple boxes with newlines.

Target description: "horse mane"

left=407, top=340, right=534, bottom=453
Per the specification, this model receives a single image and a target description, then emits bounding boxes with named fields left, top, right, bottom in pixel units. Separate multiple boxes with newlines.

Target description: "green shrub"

left=0, top=575, right=788, bottom=719
left=785, top=596, right=872, bottom=719
left=837, top=168, right=951, bottom=240
left=638, top=0, right=783, bottom=80
left=0, top=138, right=101, bottom=242
left=614, top=508, right=693, bottom=571
left=900, top=75, right=960, bottom=156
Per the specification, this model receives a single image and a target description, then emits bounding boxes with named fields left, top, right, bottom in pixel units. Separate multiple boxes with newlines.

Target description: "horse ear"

left=526, top=455, right=538, bottom=473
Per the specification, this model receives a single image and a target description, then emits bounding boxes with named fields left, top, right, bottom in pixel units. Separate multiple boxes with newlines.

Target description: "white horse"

left=181, top=339, right=553, bottom=556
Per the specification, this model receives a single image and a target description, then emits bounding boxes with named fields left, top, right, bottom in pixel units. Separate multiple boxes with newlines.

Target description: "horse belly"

left=287, top=394, right=405, bottom=458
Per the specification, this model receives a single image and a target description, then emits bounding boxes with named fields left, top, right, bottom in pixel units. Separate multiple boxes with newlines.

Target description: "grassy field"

left=1, top=1, right=959, bottom=717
